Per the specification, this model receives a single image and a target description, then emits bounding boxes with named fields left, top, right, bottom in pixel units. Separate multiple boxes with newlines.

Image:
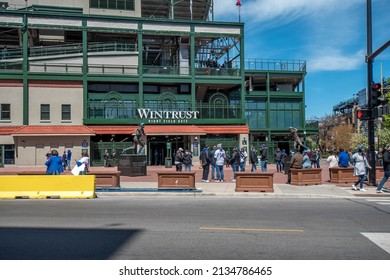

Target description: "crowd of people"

left=174, top=143, right=295, bottom=183
left=45, top=149, right=90, bottom=175
left=324, top=146, right=388, bottom=193
left=177, top=142, right=388, bottom=194
left=42, top=141, right=390, bottom=194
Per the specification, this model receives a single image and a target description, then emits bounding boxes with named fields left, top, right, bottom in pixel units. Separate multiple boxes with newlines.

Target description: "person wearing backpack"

left=182, top=149, right=193, bottom=171
left=214, top=143, right=226, bottom=182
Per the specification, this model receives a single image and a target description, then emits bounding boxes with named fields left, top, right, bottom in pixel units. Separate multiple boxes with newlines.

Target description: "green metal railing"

left=245, top=58, right=306, bottom=72
left=1, top=42, right=241, bottom=77
left=0, top=42, right=137, bottom=61
left=195, top=67, right=240, bottom=77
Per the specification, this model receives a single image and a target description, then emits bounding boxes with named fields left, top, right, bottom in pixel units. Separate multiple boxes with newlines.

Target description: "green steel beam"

left=138, top=22, right=144, bottom=108
left=22, top=14, right=28, bottom=125
left=82, top=19, right=88, bottom=121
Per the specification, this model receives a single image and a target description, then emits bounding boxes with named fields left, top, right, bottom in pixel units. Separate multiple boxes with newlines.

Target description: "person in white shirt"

left=76, top=152, right=90, bottom=174
left=326, top=150, right=339, bottom=168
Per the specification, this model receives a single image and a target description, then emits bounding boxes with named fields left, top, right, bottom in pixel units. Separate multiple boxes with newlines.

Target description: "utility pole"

left=366, top=0, right=376, bottom=186
left=366, top=0, right=390, bottom=186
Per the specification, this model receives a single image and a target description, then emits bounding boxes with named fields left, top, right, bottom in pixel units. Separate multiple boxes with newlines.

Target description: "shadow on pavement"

left=0, top=227, right=141, bottom=260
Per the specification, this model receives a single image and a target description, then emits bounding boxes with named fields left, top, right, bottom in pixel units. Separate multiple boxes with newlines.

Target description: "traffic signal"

left=356, top=108, right=371, bottom=120
left=371, top=82, right=382, bottom=107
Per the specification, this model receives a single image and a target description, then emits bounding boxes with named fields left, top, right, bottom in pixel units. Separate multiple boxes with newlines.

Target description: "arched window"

left=209, top=92, right=228, bottom=118
left=104, top=92, right=123, bottom=119
left=159, top=93, right=176, bottom=111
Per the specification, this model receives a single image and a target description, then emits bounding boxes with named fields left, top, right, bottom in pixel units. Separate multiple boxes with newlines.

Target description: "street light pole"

left=366, top=0, right=376, bottom=186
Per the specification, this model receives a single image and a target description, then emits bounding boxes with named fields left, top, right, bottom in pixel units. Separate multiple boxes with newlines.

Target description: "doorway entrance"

left=147, top=135, right=187, bottom=166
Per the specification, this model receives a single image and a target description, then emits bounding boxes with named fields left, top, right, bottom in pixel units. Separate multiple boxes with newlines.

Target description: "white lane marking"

left=361, top=233, right=390, bottom=254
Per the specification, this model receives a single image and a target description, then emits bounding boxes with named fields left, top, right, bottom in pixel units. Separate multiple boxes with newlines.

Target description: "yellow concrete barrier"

left=0, top=175, right=96, bottom=199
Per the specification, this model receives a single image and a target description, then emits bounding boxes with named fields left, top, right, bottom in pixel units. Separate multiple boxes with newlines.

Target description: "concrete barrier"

left=17, top=170, right=120, bottom=188
left=0, top=175, right=96, bottom=199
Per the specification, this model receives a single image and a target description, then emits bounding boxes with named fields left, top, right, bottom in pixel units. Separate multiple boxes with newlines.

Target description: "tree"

left=317, top=114, right=346, bottom=152
left=350, top=133, right=368, bottom=151
left=331, top=124, right=354, bottom=150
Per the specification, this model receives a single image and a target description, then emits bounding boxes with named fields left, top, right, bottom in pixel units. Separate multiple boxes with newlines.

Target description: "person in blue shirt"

left=66, top=149, right=72, bottom=169
left=338, top=148, right=350, bottom=167
left=302, top=149, right=312, bottom=168
left=45, top=149, right=64, bottom=175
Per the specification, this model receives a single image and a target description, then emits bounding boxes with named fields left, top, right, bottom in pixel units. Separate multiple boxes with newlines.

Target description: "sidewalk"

left=1, top=163, right=389, bottom=198
left=110, top=180, right=388, bottom=198
left=102, top=164, right=390, bottom=198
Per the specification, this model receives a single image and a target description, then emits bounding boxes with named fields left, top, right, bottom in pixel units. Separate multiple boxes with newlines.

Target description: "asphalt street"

left=0, top=196, right=389, bottom=260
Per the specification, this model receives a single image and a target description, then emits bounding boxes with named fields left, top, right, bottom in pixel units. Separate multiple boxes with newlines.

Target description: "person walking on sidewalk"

left=377, top=144, right=390, bottom=193
left=351, top=146, right=371, bottom=192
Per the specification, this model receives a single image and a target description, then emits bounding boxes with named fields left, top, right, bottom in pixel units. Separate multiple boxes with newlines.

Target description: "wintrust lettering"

left=137, top=109, right=200, bottom=124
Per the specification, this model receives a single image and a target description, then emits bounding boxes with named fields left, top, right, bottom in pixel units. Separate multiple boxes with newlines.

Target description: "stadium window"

left=4, top=145, right=15, bottom=165
left=40, top=104, right=50, bottom=121
left=0, top=103, right=10, bottom=120
left=62, top=104, right=71, bottom=121
left=90, top=0, right=134, bottom=11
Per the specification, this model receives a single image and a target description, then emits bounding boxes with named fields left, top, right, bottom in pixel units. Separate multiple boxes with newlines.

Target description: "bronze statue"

left=133, top=123, right=145, bottom=154
left=288, top=127, right=306, bottom=150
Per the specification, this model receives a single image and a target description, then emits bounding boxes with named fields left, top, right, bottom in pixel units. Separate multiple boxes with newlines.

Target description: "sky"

left=213, top=0, right=390, bottom=120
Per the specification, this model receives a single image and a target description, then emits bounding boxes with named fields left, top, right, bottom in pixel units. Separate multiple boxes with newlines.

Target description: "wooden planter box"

left=17, top=170, right=121, bottom=188
left=329, top=167, right=355, bottom=184
left=290, top=168, right=322, bottom=186
left=235, top=172, right=274, bottom=192
left=157, top=171, right=196, bottom=190
left=89, top=170, right=121, bottom=188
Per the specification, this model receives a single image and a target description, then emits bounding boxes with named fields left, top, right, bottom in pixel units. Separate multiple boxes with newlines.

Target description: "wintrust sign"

left=137, top=109, right=200, bottom=124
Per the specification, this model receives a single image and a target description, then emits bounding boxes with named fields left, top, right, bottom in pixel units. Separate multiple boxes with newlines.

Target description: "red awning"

left=10, top=125, right=95, bottom=136
left=0, top=124, right=249, bottom=136
left=0, top=126, right=21, bottom=135
left=88, top=125, right=249, bottom=135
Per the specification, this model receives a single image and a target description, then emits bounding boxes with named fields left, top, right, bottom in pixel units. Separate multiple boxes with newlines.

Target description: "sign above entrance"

left=137, top=109, right=200, bottom=124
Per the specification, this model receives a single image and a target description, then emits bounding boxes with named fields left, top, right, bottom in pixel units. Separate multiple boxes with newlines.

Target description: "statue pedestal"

left=118, top=155, right=147, bottom=177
